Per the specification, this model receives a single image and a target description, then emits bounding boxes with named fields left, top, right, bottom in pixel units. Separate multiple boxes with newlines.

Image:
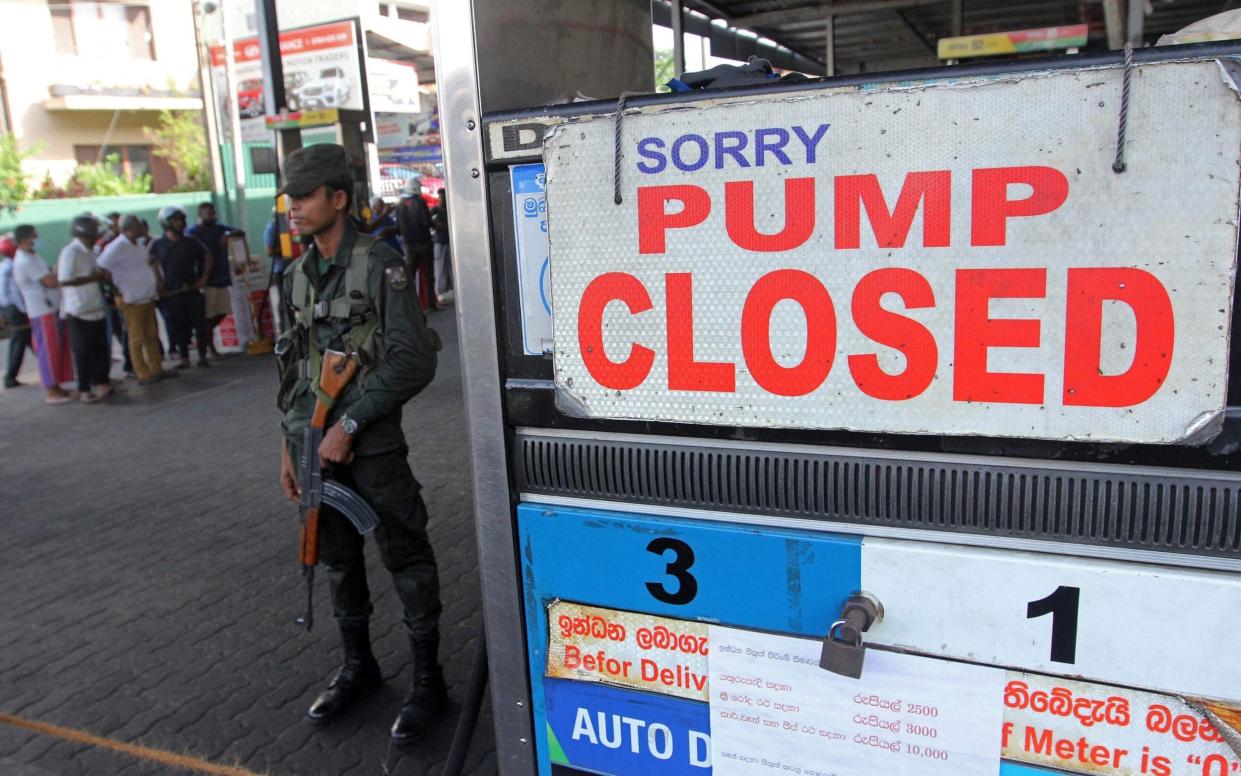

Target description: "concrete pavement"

left=0, top=310, right=498, bottom=776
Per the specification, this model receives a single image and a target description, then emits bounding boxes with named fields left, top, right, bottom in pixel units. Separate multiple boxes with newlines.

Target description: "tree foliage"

left=147, top=109, right=210, bottom=192
left=73, top=154, right=153, bottom=195
left=654, top=49, right=676, bottom=92
left=32, top=154, right=151, bottom=199
left=0, top=134, right=34, bottom=213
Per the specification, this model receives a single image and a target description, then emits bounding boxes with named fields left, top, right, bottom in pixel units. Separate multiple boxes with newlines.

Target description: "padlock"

left=820, top=621, right=866, bottom=678
left=819, top=592, right=883, bottom=679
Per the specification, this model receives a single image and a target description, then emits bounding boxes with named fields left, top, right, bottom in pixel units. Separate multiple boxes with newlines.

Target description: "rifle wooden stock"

left=310, top=350, right=361, bottom=429
left=299, top=350, right=361, bottom=569
left=299, top=507, right=321, bottom=566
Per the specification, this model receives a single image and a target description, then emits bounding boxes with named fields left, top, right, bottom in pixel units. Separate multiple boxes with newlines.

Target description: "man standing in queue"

left=396, top=177, right=437, bottom=311
left=187, top=202, right=243, bottom=358
left=150, top=206, right=212, bottom=369
left=274, top=144, right=446, bottom=744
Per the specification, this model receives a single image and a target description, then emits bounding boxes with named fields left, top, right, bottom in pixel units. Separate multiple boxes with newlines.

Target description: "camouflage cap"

left=278, top=143, right=350, bottom=197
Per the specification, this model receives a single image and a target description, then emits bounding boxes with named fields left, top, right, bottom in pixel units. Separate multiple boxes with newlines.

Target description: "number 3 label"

left=646, top=537, right=698, bottom=605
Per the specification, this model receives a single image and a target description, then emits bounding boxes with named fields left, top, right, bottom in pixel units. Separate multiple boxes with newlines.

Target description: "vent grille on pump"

left=514, top=431, right=1241, bottom=561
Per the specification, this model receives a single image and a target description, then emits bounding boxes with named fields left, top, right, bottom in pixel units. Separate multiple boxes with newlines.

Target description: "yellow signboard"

left=264, top=108, right=339, bottom=130
left=938, top=24, right=1088, bottom=60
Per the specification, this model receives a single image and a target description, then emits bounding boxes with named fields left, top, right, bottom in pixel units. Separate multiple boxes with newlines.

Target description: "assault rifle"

left=296, top=349, right=380, bottom=630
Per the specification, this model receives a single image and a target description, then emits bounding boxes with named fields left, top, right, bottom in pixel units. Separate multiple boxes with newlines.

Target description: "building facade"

left=0, top=0, right=433, bottom=197
left=0, top=0, right=203, bottom=192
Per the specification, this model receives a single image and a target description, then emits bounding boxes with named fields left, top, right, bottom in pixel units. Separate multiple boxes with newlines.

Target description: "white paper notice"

left=708, top=626, right=1005, bottom=776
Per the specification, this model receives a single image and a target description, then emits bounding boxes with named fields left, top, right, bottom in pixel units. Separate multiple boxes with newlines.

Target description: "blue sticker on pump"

left=545, top=679, right=711, bottom=775
left=516, top=503, right=863, bottom=632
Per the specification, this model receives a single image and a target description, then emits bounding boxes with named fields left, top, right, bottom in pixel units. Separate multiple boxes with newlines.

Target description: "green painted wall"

left=0, top=135, right=356, bottom=266
left=0, top=187, right=277, bottom=269
left=218, top=186, right=279, bottom=258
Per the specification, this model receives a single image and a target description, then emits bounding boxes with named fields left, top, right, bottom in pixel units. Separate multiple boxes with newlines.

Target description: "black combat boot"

left=306, top=623, right=382, bottom=724
left=390, top=637, right=448, bottom=745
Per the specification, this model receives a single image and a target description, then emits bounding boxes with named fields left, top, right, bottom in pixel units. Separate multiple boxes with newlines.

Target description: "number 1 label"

left=1026, top=585, right=1080, bottom=664
left=861, top=537, right=1241, bottom=699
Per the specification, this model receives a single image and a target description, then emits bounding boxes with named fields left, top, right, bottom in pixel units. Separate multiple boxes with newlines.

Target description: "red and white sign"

left=209, top=20, right=362, bottom=143
left=213, top=236, right=273, bottom=352
left=1001, top=672, right=1240, bottom=776
left=208, top=21, right=358, bottom=67
left=543, top=60, right=1241, bottom=444
left=545, top=600, right=709, bottom=701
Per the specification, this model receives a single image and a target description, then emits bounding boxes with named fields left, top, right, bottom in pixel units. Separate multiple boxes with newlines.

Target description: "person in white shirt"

left=58, top=215, right=113, bottom=402
left=11, top=224, right=74, bottom=403
left=98, top=215, right=174, bottom=384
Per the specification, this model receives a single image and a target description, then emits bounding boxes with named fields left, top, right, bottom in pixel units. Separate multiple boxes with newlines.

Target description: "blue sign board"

left=545, top=679, right=710, bottom=775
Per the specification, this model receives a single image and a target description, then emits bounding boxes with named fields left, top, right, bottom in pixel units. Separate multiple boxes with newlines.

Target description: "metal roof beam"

left=894, top=8, right=937, bottom=54
left=684, top=0, right=735, bottom=23
left=651, top=0, right=826, bottom=72
left=734, top=0, right=948, bottom=28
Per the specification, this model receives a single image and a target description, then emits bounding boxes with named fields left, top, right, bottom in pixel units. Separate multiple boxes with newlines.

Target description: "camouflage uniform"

left=275, top=143, right=446, bottom=742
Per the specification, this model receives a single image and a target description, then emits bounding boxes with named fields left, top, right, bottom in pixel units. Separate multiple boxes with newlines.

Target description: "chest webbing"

left=290, top=234, right=381, bottom=408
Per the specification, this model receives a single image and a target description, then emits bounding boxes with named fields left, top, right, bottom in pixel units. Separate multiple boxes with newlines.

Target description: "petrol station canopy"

left=655, top=0, right=1235, bottom=76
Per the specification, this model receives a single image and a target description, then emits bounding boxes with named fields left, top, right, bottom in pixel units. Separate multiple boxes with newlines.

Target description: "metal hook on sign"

left=613, top=92, right=637, bottom=205
left=820, top=592, right=883, bottom=679
left=1113, top=42, right=1134, bottom=174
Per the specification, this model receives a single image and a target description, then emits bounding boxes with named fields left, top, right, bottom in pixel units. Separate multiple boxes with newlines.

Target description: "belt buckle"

left=313, top=299, right=330, bottom=320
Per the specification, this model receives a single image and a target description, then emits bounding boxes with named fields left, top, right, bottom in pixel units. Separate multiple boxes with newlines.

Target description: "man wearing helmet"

left=274, top=144, right=446, bottom=745
left=396, top=177, right=437, bottom=311
left=150, top=205, right=213, bottom=369
left=57, top=214, right=114, bottom=402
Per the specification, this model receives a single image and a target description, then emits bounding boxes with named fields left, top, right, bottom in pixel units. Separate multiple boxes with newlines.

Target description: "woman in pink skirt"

left=11, top=225, right=74, bottom=404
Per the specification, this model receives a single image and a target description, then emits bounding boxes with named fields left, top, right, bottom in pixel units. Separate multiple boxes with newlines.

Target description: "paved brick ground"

left=0, top=311, right=498, bottom=776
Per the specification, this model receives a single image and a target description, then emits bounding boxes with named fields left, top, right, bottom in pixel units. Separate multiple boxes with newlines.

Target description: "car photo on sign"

left=237, top=78, right=264, bottom=118
left=295, top=67, right=351, bottom=109
left=283, top=70, right=309, bottom=111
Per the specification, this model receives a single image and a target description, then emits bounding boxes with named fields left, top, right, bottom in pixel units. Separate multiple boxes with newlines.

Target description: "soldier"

left=274, top=144, right=446, bottom=744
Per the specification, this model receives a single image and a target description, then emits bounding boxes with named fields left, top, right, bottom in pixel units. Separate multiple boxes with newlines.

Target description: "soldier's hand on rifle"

left=280, top=442, right=301, bottom=504
left=319, top=424, right=356, bottom=470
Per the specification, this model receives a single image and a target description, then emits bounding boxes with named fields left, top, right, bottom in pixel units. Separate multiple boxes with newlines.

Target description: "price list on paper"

left=708, top=626, right=1005, bottom=776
